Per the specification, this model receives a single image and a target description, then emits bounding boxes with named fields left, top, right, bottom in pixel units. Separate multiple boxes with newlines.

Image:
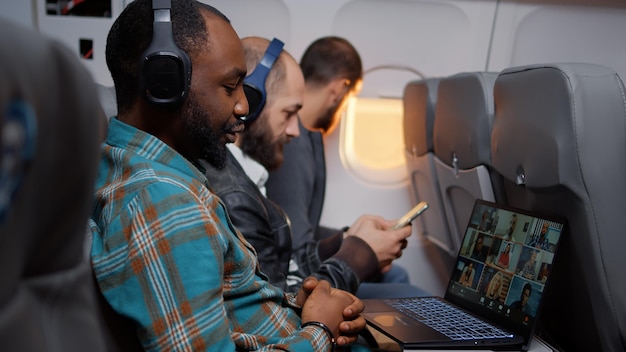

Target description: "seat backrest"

left=491, top=63, right=626, bottom=351
left=403, top=78, right=455, bottom=255
left=0, top=18, right=106, bottom=351
left=432, top=72, right=504, bottom=254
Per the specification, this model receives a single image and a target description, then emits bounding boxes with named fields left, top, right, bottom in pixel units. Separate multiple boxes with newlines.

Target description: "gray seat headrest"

left=0, top=18, right=106, bottom=351
left=434, top=72, right=498, bottom=169
left=492, top=63, right=626, bottom=189
left=403, top=78, right=440, bottom=156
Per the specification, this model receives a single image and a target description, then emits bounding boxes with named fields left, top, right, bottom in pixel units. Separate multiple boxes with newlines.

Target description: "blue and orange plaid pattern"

left=90, top=118, right=331, bottom=351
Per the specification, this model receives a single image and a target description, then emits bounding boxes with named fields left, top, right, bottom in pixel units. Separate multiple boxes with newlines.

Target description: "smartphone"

left=389, top=201, right=429, bottom=230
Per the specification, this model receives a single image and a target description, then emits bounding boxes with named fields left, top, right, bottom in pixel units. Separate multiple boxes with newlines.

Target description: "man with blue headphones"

left=203, top=36, right=418, bottom=300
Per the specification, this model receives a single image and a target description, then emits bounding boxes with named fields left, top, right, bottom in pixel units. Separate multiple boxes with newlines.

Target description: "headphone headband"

left=242, top=38, right=284, bottom=123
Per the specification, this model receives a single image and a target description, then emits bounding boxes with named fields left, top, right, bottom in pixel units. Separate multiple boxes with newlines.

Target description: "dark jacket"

left=202, top=150, right=378, bottom=294
left=266, top=120, right=338, bottom=246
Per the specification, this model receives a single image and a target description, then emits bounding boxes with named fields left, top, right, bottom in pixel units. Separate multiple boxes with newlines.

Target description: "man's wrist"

left=301, top=321, right=336, bottom=352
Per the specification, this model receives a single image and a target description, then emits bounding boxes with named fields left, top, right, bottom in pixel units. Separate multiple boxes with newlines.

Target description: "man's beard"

left=239, top=118, right=286, bottom=171
left=183, top=97, right=240, bottom=169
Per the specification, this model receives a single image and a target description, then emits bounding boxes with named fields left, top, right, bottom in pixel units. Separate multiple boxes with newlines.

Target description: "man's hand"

left=300, top=280, right=366, bottom=346
left=296, top=276, right=319, bottom=307
left=337, top=290, right=366, bottom=346
left=346, top=215, right=412, bottom=269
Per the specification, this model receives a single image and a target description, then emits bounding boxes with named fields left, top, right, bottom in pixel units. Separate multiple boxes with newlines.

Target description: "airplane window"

left=339, top=96, right=407, bottom=186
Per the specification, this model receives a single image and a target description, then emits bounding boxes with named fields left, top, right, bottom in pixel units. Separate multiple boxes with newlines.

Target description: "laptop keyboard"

left=387, top=297, right=514, bottom=341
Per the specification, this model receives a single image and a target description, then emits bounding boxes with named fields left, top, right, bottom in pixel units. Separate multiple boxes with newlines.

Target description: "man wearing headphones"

left=203, top=36, right=416, bottom=297
left=265, top=37, right=414, bottom=293
left=89, top=1, right=366, bottom=351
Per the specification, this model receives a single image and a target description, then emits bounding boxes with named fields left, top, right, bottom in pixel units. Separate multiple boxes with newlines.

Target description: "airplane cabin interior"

left=1, top=0, right=625, bottom=351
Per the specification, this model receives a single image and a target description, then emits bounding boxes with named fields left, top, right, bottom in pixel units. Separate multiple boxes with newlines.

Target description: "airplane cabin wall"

left=0, top=0, right=34, bottom=30
left=489, top=2, right=626, bottom=78
left=2, top=0, right=626, bottom=295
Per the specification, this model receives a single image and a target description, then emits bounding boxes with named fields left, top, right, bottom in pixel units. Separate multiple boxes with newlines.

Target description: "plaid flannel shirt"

left=89, top=118, right=331, bottom=351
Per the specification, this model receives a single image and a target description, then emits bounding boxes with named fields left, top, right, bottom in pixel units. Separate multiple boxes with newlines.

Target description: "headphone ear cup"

left=241, top=38, right=284, bottom=123
left=139, top=0, right=191, bottom=106
left=243, top=83, right=264, bottom=122
left=141, top=50, right=191, bottom=105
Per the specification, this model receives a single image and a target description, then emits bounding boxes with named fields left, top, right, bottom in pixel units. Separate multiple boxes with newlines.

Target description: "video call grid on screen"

left=449, top=202, right=564, bottom=322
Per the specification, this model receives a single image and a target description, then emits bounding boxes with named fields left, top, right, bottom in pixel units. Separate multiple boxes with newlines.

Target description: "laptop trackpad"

left=372, top=314, right=417, bottom=327
left=366, top=312, right=447, bottom=344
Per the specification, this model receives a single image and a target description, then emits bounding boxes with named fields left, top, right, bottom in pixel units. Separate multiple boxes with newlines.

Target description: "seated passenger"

left=203, top=36, right=420, bottom=298
left=89, top=1, right=366, bottom=350
left=265, top=36, right=412, bottom=287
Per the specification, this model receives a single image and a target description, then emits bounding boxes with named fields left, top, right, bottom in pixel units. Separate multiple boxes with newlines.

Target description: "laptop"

left=363, top=199, right=566, bottom=351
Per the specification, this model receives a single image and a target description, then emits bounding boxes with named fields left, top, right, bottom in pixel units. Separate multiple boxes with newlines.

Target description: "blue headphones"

left=139, top=0, right=192, bottom=106
left=242, top=38, right=284, bottom=123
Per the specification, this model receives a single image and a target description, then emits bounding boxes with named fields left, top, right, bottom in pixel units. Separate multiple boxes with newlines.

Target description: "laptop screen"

left=444, top=199, right=566, bottom=339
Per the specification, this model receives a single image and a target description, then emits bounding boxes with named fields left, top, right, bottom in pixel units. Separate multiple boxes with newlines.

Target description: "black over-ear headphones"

left=242, top=38, right=284, bottom=123
left=139, top=0, right=192, bottom=106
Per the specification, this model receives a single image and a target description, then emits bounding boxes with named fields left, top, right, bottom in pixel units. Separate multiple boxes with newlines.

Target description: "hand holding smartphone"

left=389, top=201, right=429, bottom=230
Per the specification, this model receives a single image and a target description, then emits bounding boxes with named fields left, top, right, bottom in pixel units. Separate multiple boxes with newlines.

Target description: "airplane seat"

left=402, top=78, right=455, bottom=256
left=491, top=63, right=626, bottom=351
left=89, top=256, right=144, bottom=351
left=432, top=71, right=505, bottom=255
left=0, top=18, right=107, bottom=351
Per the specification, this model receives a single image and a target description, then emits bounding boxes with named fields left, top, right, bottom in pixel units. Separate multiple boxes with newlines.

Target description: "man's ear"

left=328, top=78, right=348, bottom=104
